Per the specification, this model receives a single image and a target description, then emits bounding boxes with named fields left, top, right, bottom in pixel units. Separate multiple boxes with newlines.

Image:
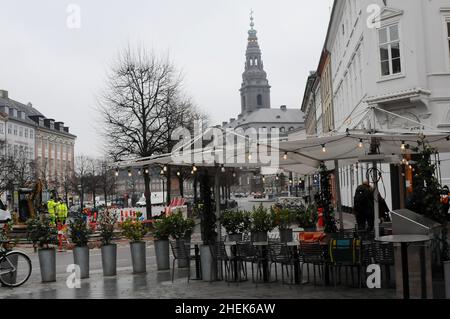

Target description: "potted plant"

left=219, top=210, right=251, bottom=242
left=153, top=216, right=172, bottom=270
left=271, top=206, right=296, bottom=242
left=167, top=212, right=195, bottom=268
left=26, top=216, right=58, bottom=282
left=250, top=205, right=274, bottom=242
left=121, top=214, right=147, bottom=274
left=297, top=205, right=318, bottom=232
left=68, top=214, right=92, bottom=279
left=98, top=210, right=117, bottom=276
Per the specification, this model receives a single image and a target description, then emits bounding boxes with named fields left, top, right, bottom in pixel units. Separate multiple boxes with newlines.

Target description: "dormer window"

left=257, top=94, right=262, bottom=106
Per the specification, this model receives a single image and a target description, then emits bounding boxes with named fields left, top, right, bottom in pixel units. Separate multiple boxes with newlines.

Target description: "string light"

left=163, top=165, right=168, bottom=172
left=221, top=165, right=226, bottom=173
left=192, top=164, right=197, bottom=172
left=358, top=139, right=363, bottom=148
left=138, top=169, right=141, bottom=175
left=232, top=171, right=236, bottom=178
left=177, top=171, right=181, bottom=176
left=160, top=169, right=164, bottom=175
left=283, top=152, right=288, bottom=160
left=262, top=176, right=266, bottom=183
left=145, top=168, right=149, bottom=174
left=115, top=168, right=119, bottom=177
left=401, top=141, right=406, bottom=150
left=128, top=169, right=132, bottom=177
left=322, top=144, right=326, bottom=153
left=248, top=154, right=252, bottom=161
left=191, top=170, right=194, bottom=175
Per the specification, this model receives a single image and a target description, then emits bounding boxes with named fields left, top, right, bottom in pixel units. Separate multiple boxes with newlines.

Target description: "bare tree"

left=98, top=46, right=202, bottom=217
left=74, top=155, right=90, bottom=210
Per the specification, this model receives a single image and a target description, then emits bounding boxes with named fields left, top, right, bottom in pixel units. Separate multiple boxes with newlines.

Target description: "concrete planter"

left=200, top=245, right=216, bottom=282
left=251, top=232, right=268, bottom=242
left=73, top=246, right=90, bottom=279
left=38, top=248, right=56, bottom=283
left=130, top=241, right=146, bottom=274
left=154, top=239, right=170, bottom=270
left=101, top=244, right=117, bottom=276
left=228, top=234, right=243, bottom=242
left=279, top=229, right=293, bottom=243
left=444, top=261, right=450, bottom=299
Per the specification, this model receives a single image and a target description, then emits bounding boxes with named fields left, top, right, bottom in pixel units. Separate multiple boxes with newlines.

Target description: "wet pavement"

left=0, top=240, right=395, bottom=299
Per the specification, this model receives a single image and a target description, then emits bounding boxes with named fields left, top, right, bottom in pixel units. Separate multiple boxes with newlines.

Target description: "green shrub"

left=296, top=205, right=318, bottom=229
left=153, top=216, right=172, bottom=240
left=98, top=210, right=117, bottom=246
left=219, top=210, right=251, bottom=235
left=68, top=216, right=92, bottom=247
left=121, top=218, right=147, bottom=242
left=26, top=216, right=58, bottom=249
left=271, top=206, right=297, bottom=230
left=250, top=205, right=274, bottom=233
left=166, top=211, right=196, bottom=239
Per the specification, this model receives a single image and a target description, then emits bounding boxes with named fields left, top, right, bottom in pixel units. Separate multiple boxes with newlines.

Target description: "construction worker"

left=56, top=198, right=68, bottom=225
left=47, top=196, right=57, bottom=226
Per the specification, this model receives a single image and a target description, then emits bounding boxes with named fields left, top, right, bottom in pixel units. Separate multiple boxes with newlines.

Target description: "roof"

left=226, top=108, right=305, bottom=129
left=0, top=95, right=44, bottom=126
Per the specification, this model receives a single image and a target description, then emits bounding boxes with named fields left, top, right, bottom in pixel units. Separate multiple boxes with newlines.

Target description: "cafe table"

left=377, top=235, right=430, bottom=299
left=252, top=242, right=270, bottom=283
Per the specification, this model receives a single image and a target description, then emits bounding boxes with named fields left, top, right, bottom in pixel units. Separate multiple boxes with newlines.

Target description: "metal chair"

left=328, top=239, right=362, bottom=288
left=299, top=241, right=326, bottom=286
left=170, top=240, right=196, bottom=283
left=236, top=241, right=259, bottom=283
left=268, top=242, right=296, bottom=284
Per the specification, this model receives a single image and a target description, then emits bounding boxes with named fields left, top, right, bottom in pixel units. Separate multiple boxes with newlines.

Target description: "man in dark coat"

left=353, top=181, right=374, bottom=231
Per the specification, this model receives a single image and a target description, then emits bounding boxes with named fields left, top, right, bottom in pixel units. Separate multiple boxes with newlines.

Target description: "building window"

left=257, top=94, right=262, bottom=106
left=13, top=125, right=17, bottom=136
left=0, top=123, right=3, bottom=134
left=19, top=127, right=23, bottom=137
left=378, top=24, right=401, bottom=76
left=24, top=128, right=28, bottom=138
left=30, top=130, right=34, bottom=139
left=7, top=124, right=11, bottom=134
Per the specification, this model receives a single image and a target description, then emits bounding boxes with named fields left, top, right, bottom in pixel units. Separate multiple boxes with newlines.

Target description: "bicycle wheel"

left=0, top=251, right=32, bottom=288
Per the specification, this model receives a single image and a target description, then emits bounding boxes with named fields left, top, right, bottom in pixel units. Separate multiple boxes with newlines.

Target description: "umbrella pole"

left=334, top=159, right=344, bottom=231
left=372, top=160, right=380, bottom=240
left=215, top=166, right=222, bottom=242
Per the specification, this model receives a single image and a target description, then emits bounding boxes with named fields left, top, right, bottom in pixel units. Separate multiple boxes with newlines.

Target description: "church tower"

left=240, top=12, right=271, bottom=114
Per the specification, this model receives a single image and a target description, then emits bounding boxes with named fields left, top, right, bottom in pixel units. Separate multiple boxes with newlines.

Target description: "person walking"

left=56, top=198, right=68, bottom=225
left=353, top=181, right=374, bottom=231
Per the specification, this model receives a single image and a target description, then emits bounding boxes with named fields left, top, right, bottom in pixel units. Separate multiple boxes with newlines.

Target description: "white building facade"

left=306, top=0, right=450, bottom=210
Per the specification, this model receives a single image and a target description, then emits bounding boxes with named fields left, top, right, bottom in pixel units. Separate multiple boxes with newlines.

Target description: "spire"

left=240, top=11, right=271, bottom=114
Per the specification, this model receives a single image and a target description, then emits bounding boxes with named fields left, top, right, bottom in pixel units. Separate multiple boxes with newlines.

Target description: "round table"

left=377, top=235, right=431, bottom=299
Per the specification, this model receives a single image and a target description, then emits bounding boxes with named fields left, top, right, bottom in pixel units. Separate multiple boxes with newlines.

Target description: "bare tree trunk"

left=144, top=171, right=152, bottom=218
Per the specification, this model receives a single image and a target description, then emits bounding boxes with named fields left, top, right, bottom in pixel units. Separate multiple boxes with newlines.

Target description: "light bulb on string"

left=401, top=141, right=406, bottom=150
left=115, top=168, right=119, bottom=177
left=221, top=165, right=226, bottom=173
left=322, top=144, right=326, bottom=153
left=163, top=165, right=168, bottom=172
left=192, top=164, right=197, bottom=172
left=128, top=169, right=132, bottom=177
left=283, top=152, right=288, bottom=160
left=145, top=168, right=149, bottom=174
left=138, top=168, right=141, bottom=175
left=177, top=171, right=181, bottom=176
left=358, top=139, right=363, bottom=148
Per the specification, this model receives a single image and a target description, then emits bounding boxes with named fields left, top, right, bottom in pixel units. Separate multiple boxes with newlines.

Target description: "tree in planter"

left=121, top=218, right=147, bottom=242
left=68, top=214, right=92, bottom=279
left=166, top=211, right=195, bottom=240
left=153, top=216, right=172, bottom=270
left=153, top=216, right=172, bottom=241
left=219, top=210, right=251, bottom=238
left=408, top=136, right=449, bottom=262
left=318, top=163, right=337, bottom=234
left=296, top=204, right=319, bottom=230
left=68, top=215, right=92, bottom=248
left=98, top=211, right=117, bottom=246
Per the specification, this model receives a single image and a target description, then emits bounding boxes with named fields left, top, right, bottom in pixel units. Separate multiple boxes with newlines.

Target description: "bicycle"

left=0, top=241, right=32, bottom=288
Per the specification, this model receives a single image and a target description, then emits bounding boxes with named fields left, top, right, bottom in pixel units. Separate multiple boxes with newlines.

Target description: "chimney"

left=44, top=119, right=55, bottom=130
left=222, top=121, right=228, bottom=127
left=229, top=118, right=236, bottom=123
left=55, top=122, right=65, bottom=132
left=63, top=127, right=69, bottom=133
left=0, top=90, right=8, bottom=99
left=280, top=105, right=287, bottom=111
left=238, top=114, right=243, bottom=119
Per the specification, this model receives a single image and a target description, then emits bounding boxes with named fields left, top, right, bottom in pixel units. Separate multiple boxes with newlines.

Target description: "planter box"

left=38, top=248, right=56, bottom=283
left=130, top=241, right=146, bottom=274
left=251, top=232, right=268, bottom=242
left=279, top=229, right=293, bottom=243
left=73, top=246, right=90, bottom=279
left=101, top=244, right=117, bottom=276
left=154, top=239, right=170, bottom=270
left=228, top=234, right=243, bottom=242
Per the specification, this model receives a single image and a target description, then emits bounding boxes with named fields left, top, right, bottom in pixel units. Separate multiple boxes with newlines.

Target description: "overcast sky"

left=0, top=0, right=334, bottom=157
